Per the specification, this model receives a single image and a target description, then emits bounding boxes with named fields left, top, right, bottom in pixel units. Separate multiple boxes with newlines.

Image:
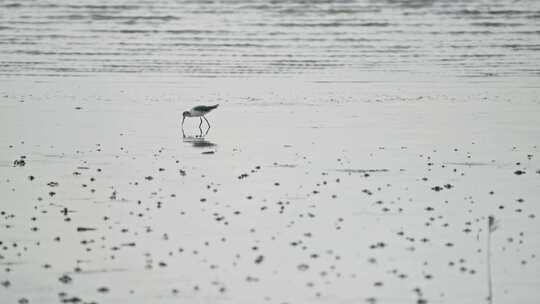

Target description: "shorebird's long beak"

left=181, top=116, right=185, bottom=125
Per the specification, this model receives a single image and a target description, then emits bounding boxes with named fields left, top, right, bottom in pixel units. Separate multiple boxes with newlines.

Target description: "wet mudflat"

left=0, top=78, right=539, bottom=304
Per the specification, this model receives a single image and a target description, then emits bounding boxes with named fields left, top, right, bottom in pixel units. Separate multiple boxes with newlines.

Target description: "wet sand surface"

left=1, top=78, right=539, bottom=304
left=1, top=0, right=540, bottom=303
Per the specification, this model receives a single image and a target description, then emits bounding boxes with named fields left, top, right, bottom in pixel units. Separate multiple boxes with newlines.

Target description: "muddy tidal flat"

left=1, top=0, right=540, bottom=303
left=1, top=78, right=539, bottom=304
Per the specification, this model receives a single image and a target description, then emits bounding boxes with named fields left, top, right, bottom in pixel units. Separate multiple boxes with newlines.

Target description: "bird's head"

left=181, top=111, right=190, bottom=125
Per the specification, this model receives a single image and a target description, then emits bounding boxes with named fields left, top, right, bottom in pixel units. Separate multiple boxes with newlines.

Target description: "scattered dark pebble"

left=254, top=255, right=264, bottom=264
left=13, top=157, right=26, bottom=167
left=97, top=287, right=109, bottom=293
left=76, top=227, right=97, bottom=232
left=61, top=297, right=81, bottom=303
left=58, top=274, right=73, bottom=284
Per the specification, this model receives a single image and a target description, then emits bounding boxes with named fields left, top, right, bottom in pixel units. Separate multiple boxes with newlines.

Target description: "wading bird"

left=182, top=104, right=219, bottom=130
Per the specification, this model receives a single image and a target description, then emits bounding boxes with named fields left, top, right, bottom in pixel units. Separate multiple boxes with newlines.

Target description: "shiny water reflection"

left=182, top=127, right=216, bottom=149
left=1, top=0, right=539, bottom=80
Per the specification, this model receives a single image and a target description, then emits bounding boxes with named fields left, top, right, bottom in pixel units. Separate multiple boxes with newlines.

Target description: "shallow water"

left=1, top=0, right=539, bottom=81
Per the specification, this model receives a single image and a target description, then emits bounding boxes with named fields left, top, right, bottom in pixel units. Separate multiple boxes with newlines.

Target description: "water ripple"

left=0, top=0, right=538, bottom=80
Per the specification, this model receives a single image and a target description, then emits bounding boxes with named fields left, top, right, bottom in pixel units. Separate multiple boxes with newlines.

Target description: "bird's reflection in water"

left=182, top=127, right=216, bottom=149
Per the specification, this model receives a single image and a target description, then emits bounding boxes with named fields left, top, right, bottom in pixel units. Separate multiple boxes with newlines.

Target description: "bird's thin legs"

left=203, top=116, right=211, bottom=129
left=182, top=115, right=212, bottom=138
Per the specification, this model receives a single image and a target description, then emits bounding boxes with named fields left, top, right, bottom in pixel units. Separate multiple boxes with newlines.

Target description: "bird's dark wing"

left=193, top=104, right=219, bottom=112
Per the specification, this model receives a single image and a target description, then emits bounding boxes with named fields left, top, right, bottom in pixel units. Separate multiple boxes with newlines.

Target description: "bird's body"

left=182, top=104, right=219, bottom=130
left=185, top=104, right=219, bottom=117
